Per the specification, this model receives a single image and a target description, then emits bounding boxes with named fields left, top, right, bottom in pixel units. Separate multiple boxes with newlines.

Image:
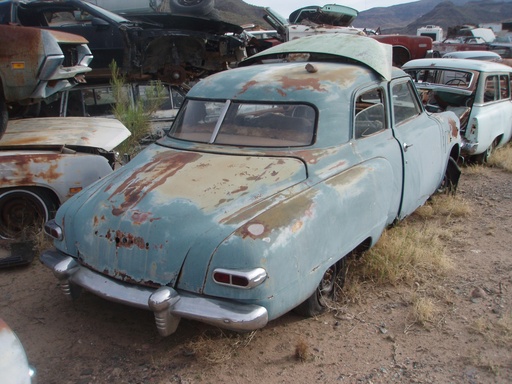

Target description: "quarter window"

left=354, top=88, right=386, bottom=139
left=392, top=81, right=421, bottom=125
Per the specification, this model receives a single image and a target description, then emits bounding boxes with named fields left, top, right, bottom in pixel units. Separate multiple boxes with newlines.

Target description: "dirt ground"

left=1, top=165, right=511, bottom=384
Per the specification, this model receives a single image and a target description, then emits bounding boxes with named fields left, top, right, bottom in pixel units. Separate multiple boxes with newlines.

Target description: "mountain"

left=217, top=0, right=512, bottom=35
left=355, top=0, right=512, bottom=34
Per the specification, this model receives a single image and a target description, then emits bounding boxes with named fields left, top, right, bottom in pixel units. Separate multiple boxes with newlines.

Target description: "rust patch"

left=278, top=75, right=327, bottom=93
left=239, top=80, right=258, bottom=95
left=0, top=153, right=64, bottom=186
left=449, top=118, right=459, bottom=138
left=108, top=151, right=202, bottom=216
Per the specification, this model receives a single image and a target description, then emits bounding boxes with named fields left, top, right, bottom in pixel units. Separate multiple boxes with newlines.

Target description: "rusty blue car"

left=41, top=34, right=461, bottom=336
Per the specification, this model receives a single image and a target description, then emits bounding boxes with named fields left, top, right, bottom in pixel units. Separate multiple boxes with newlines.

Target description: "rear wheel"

left=294, top=258, right=346, bottom=317
left=472, top=138, right=498, bottom=164
left=0, top=189, right=58, bottom=240
left=437, top=157, right=461, bottom=194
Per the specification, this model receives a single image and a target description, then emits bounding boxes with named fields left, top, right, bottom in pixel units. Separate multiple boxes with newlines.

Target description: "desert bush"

left=109, top=61, right=166, bottom=158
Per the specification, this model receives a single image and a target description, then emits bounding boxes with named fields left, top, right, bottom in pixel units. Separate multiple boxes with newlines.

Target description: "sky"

left=243, top=0, right=416, bottom=19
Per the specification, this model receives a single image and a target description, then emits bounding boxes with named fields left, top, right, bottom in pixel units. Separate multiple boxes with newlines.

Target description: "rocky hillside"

left=220, top=0, right=512, bottom=35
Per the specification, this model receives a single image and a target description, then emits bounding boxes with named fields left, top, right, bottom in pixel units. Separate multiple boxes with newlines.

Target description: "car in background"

left=403, top=58, right=512, bottom=163
left=0, top=23, right=92, bottom=139
left=2, top=0, right=247, bottom=86
left=40, top=82, right=186, bottom=141
left=40, top=34, right=461, bottom=336
left=442, top=50, right=502, bottom=62
left=433, top=36, right=490, bottom=57
left=0, top=117, right=130, bottom=266
left=262, top=6, right=433, bottom=67
left=0, top=319, right=36, bottom=384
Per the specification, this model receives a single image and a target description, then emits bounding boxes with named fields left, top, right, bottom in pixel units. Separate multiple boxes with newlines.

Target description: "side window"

left=500, top=75, right=510, bottom=100
left=391, top=81, right=421, bottom=125
left=354, top=88, right=386, bottom=139
left=484, top=75, right=499, bottom=103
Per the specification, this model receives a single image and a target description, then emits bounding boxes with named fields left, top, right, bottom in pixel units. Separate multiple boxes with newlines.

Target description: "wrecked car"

left=0, top=23, right=92, bottom=139
left=2, top=0, right=247, bottom=85
left=41, top=34, right=461, bottom=336
left=40, top=82, right=186, bottom=140
left=262, top=6, right=433, bottom=67
left=403, top=58, right=512, bottom=163
left=0, top=117, right=130, bottom=266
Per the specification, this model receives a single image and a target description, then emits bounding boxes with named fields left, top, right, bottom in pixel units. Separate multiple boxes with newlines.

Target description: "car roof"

left=442, top=50, right=502, bottom=61
left=403, top=58, right=512, bottom=72
left=240, top=33, right=393, bottom=80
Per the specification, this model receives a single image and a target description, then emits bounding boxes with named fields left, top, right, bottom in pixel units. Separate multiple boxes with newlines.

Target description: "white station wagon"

left=403, top=58, right=512, bottom=163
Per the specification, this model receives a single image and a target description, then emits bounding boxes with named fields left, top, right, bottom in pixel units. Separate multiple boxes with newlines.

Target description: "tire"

left=0, top=92, right=8, bottom=140
left=472, top=138, right=498, bottom=165
left=0, top=189, right=58, bottom=240
left=437, top=157, right=461, bottom=195
left=293, top=258, right=346, bottom=317
left=169, top=0, right=214, bottom=15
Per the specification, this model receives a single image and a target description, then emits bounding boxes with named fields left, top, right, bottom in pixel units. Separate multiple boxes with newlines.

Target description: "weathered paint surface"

left=47, top=34, right=461, bottom=327
left=0, top=117, right=130, bottom=203
left=1, top=117, right=131, bottom=151
left=242, top=34, right=393, bottom=80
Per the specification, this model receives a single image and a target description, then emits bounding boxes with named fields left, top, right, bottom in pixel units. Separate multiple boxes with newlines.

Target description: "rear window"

left=169, top=100, right=316, bottom=147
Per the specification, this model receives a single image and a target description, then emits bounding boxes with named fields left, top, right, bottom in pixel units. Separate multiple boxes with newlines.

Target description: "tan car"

left=0, top=24, right=93, bottom=138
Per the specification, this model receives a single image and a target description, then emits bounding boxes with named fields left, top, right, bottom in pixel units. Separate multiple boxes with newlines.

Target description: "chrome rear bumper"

left=40, top=250, right=268, bottom=336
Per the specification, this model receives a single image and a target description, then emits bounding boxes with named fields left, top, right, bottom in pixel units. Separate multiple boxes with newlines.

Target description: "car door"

left=389, top=78, right=446, bottom=219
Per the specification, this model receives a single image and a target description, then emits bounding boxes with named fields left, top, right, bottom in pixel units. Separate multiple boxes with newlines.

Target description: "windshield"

left=169, top=100, right=316, bottom=147
left=405, top=68, right=474, bottom=89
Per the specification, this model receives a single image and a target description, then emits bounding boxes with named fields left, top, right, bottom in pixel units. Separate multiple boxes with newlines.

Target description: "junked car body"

left=41, top=34, right=461, bottom=336
left=403, top=58, right=512, bottom=162
left=0, top=117, right=130, bottom=256
left=40, top=82, right=186, bottom=140
left=2, top=0, right=247, bottom=85
left=0, top=23, right=92, bottom=138
left=262, top=6, right=433, bottom=67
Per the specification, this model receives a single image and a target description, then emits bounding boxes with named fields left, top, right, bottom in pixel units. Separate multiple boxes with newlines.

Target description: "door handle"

left=403, top=143, right=413, bottom=152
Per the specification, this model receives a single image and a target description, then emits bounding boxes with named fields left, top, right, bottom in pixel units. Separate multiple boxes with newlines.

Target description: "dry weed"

left=470, top=313, right=512, bottom=347
left=183, top=330, right=257, bottom=364
left=488, top=143, right=512, bottom=172
left=294, top=339, right=310, bottom=362
left=410, top=295, right=439, bottom=326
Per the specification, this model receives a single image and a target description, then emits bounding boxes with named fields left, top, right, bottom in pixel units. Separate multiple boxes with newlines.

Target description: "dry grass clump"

left=349, top=221, right=452, bottom=288
left=488, top=143, right=512, bottom=172
left=183, top=329, right=256, bottom=364
left=409, top=295, right=439, bottom=327
left=294, top=339, right=310, bottom=362
left=470, top=313, right=512, bottom=347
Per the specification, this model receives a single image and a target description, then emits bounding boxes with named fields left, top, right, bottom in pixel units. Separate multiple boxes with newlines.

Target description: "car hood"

left=55, top=144, right=307, bottom=288
left=0, top=117, right=130, bottom=151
